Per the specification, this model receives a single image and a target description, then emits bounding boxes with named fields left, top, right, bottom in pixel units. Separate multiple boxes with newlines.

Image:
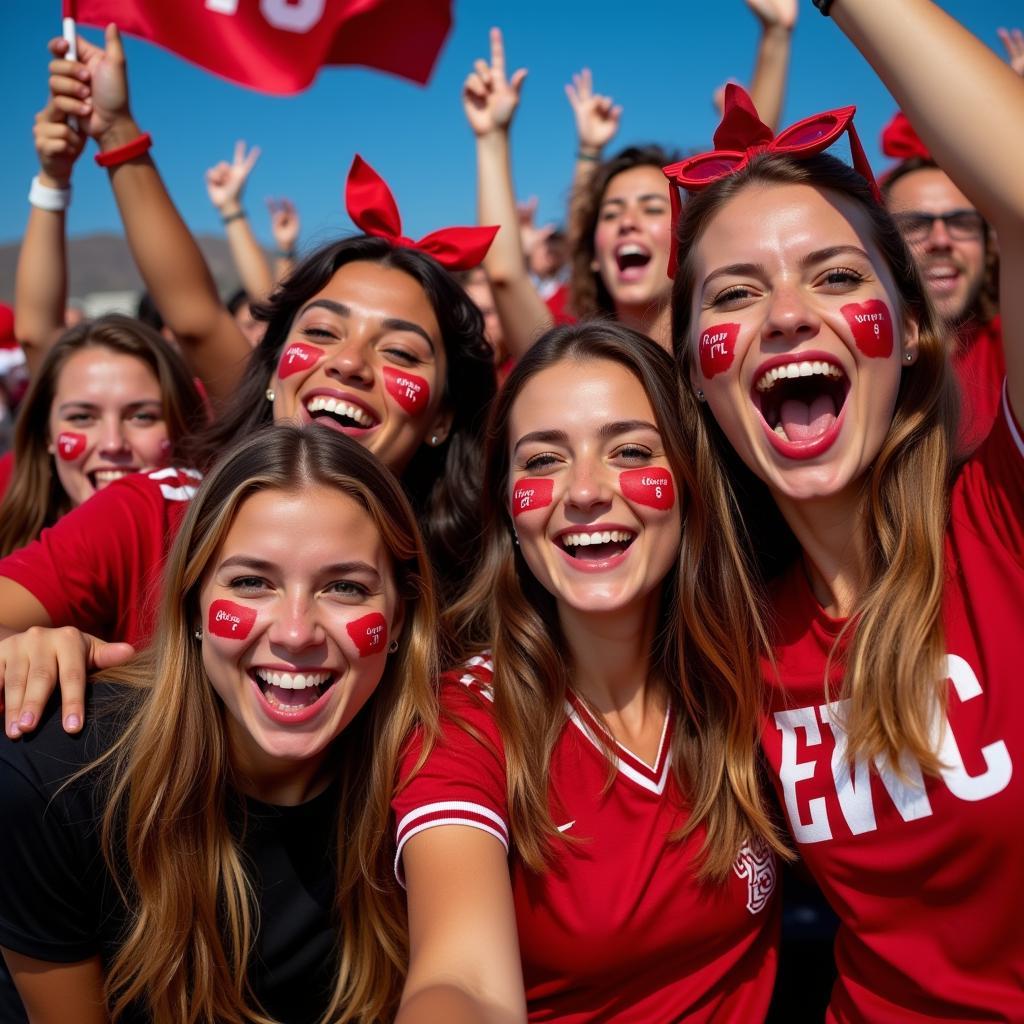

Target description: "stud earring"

left=905, top=352, right=914, bottom=363
left=512, top=530, right=520, bottom=546
left=193, top=628, right=203, bottom=640
left=696, top=389, right=706, bottom=402
left=265, top=388, right=276, bottom=403
left=430, top=435, right=439, bottom=446
left=387, top=640, right=399, bottom=654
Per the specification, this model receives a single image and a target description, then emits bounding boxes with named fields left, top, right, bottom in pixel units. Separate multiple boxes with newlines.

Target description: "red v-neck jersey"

left=759, top=386, right=1024, bottom=1022
left=394, top=658, right=780, bottom=1022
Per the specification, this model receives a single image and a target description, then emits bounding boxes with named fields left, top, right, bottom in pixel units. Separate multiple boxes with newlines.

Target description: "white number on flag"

left=205, top=0, right=326, bottom=34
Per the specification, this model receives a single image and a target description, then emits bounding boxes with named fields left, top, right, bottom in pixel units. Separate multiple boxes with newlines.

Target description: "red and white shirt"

left=394, top=658, right=780, bottom=1023
left=761, top=385, right=1024, bottom=1023
left=0, top=467, right=200, bottom=647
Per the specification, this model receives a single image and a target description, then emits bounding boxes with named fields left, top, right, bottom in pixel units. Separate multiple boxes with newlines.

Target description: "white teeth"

left=304, top=396, right=374, bottom=427
left=774, top=424, right=789, bottom=439
left=755, top=362, right=843, bottom=392
left=255, top=669, right=332, bottom=690
left=93, top=469, right=134, bottom=484
left=561, top=529, right=635, bottom=548
left=618, top=244, right=647, bottom=257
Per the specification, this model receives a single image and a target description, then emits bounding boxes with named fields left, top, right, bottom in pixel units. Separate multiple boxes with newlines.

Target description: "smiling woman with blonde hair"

left=0, top=425, right=439, bottom=1023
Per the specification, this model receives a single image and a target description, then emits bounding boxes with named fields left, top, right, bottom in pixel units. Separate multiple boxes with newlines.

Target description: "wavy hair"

left=445, top=321, right=788, bottom=881
left=92, top=425, right=439, bottom=1022
left=183, top=235, right=494, bottom=599
left=0, top=314, right=206, bottom=557
left=568, top=145, right=679, bottom=320
left=670, top=152, right=962, bottom=775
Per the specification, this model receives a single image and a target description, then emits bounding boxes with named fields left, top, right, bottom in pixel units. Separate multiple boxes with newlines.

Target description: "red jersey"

left=954, top=315, right=1004, bottom=453
left=0, top=467, right=199, bottom=647
left=0, top=451, right=12, bottom=502
left=394, top=658, right=780, bottom=1023
left=760, top=386, right=1024, bottom=1022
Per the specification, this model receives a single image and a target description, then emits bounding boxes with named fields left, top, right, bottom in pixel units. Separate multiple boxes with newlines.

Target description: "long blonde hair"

left=92, top=424, right=439, bottom=1023
left=445, top=322, right=788, bottom=882
left=670, top=152, right=962, bottom=775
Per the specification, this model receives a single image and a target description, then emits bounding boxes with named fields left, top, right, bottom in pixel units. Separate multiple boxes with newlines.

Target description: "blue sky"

left=1, top=1, right=1017, bottom=248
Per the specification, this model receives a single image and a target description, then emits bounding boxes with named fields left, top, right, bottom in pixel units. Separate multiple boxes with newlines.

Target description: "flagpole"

left=61, top=0, right=80, bottom=137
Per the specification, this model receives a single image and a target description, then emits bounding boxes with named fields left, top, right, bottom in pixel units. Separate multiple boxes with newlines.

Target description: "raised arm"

left=746, top=0, right=798, bottom=131
left=205, top=140, right=274, bottom=303
left=831, top=0, right=1024, bottom=421
left=47, top=25, right=250, bottom=407
left=267, top=196, right=300, bottom=283
left=14, top=95, right=86, bottom=377
left=464, top=27, right=552, bottom=361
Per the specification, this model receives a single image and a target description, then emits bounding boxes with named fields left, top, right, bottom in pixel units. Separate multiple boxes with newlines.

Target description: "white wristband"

left=28, top=175, right=71, bottom=212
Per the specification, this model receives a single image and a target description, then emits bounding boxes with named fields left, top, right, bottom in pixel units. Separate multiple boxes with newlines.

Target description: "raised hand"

left=998, top=27, right=1024, bottom=77
left=267, top=197, right=300, bottom=253
left=745, top=0, right=797, bottom=31
left=565, top=68, right=622, bottom=154
left=462, top=27, right=527, bottom=137
left=33, top=97, right=86, bottom=186
left=205, top=140, right=261, bottom=213
left=47, top=23, right=131, bottom=144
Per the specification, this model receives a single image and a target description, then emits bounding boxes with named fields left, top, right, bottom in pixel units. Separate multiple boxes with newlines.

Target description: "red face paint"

left=511, top=478, right=554, bottom=517
left=208, top=599, right=257, bottom=640
left=620, top=467, right=675, bottom=510
left=277, top=342, right=324, bottom=379
left=346, top=612, right=388, bottom=657
left=699, top=323, right=739, bottom=379
left=55, top=431, right=87, bottom=461
left=382, top=366, right=430, bottom=415
left=841, top=300, right=893, bottom=358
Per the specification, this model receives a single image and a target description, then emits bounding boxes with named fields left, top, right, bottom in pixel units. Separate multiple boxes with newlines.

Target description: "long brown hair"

left=0, top=314, right=206, bottom=557
left=670, top=152, right=962, bottom=774
left=445, top=321, right=787, bottom=882
left=568, top=145, right=678, bottom=320
left=92, top=425, right=439, bottom=1022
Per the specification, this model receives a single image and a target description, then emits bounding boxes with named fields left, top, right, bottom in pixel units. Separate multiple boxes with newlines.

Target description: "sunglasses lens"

left=680, top=154, right=744, bottom=184
left=776, top=116, right=840, bottom=150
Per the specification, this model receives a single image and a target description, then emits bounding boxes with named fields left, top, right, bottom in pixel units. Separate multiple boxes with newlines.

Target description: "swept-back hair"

left=445, top=320, right=787, bottom=881
left=183, top=235, right=495, bottom=597
left=569, top=144, right=679, bottom=320
left=0, top=314, right=206, bottom=557
left=94, top=425, right=439, bottom=1023
left=670, top=151, right=962, bottom=775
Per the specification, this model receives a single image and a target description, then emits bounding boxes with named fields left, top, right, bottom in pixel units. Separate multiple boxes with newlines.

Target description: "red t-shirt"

left=0, top=467, right=200, bottom=647
left=760, top=385, right=1024, bottom=1023
left=954, top=315, right=1004, bottom=453
left=394, top=658, right=780, bottom=1023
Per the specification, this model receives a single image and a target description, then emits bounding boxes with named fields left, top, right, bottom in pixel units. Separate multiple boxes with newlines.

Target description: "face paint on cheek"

left=382, top=366, right=430, bottom=415
left=698, top=323, right=739, bottom=379
left=207, top=599, right=257, bottom=640
left=619, top=467, right=675, bottom=510
left=276, top=342, right=325, bottom=379
left=158, top=438, right=173, bottom=462
left=841, top=300, right=893, bottom=358
left=55, top=431, right=87, bottom=461
left=511, top=478, right=554, bottom=517
left=346, top=612, right=388, bottom=657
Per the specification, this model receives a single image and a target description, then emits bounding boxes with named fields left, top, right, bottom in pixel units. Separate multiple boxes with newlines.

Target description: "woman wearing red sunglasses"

left=668, top=2, right=1024, bottom=1021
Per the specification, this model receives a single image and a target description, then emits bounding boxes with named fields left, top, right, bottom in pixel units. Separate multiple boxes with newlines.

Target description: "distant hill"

left=0, top=232, right=255, bottom=306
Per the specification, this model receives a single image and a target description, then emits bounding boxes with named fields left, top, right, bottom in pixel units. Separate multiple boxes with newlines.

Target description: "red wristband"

left=95, top=132, right=152, bottom=168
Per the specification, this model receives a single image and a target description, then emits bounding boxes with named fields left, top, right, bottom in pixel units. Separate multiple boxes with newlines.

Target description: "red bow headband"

left=661, top=85, right=881, bottom=277
left=880, top=110, right=932, bottom=166
left=345, top=155, right=498, bottom=272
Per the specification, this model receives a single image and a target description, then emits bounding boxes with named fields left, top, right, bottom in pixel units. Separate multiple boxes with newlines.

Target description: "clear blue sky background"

left=1, top=1, right=1017, bottom=249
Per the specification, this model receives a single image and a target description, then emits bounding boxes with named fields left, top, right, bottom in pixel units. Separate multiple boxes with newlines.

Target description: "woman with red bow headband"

left=667, top=2, right=1024, bottom=1021
left=0, top=24, right=498, bottom=738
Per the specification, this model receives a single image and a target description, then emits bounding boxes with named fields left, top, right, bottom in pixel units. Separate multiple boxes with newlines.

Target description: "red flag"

left=70, top=0, right=452, bottom=94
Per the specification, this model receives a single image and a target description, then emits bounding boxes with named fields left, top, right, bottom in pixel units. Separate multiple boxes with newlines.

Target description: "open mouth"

left=304, top=395, right=378, bottom=431
left=251, top=668, right=336, bottom=713
left=754, top=359, right=849, bottom=446
left=614, top=243, right=652, bottom=278
left=88, top=467, right=138, bottom=489
left=556, top=528, right=637, bottom=561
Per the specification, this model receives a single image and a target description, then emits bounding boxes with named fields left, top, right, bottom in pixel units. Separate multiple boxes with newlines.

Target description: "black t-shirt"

left=0, top=684, right=341, bottom=1023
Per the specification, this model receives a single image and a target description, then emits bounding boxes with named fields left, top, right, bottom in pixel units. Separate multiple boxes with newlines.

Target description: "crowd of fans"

left=0, top=2, right=1021, bottom=1022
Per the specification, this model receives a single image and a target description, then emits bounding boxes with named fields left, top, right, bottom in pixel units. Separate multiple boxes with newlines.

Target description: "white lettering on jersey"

left=934, top=655, right=1012, bottom=801
left=774, top=654, right=1011, bottom=843
left=775, top=706, right=832, bottom=842
left=732, top=836, right=777, bottom=914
